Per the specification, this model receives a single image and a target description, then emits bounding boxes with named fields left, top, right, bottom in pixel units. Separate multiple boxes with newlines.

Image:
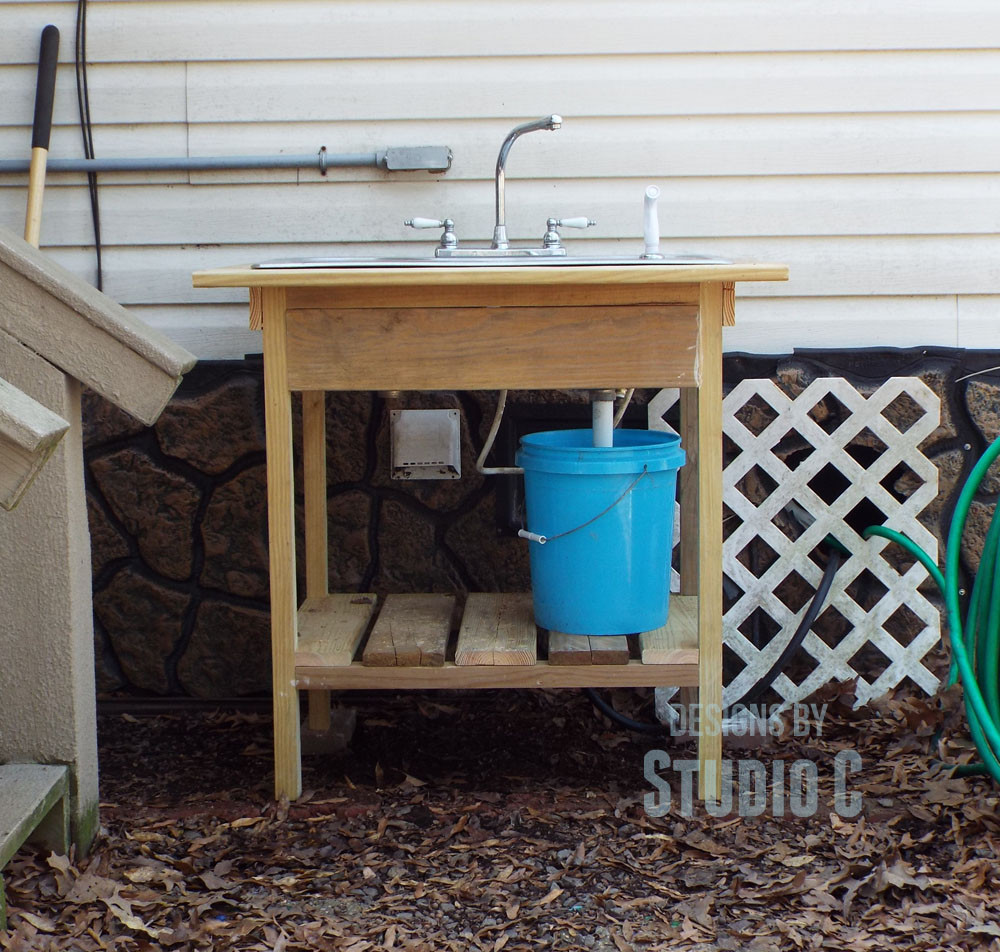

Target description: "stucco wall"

left=0, top=332, right=98, bottom=846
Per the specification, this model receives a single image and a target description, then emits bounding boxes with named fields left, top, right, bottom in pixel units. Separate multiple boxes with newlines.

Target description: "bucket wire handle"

left=517, top=466, right=650, bottom=545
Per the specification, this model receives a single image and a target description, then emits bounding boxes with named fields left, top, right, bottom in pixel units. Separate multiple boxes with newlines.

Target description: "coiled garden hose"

left=864, top=432, right=1000, bottom=782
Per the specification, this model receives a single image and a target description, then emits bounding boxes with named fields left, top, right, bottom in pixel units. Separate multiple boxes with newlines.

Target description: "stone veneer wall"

left=84, top=349, right=1000, bottom=698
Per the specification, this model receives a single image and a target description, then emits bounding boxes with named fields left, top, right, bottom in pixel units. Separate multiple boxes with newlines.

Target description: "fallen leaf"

left=682, top=832, right=731, bottom=855
left=65, top=868, right=117, bottom=903
left=778, top=854, right=814, bottom=868
left=45, top=853, right=72, bottom=876
left=104, top=893, right=165, bottom=939
left=536, top=886, right=564, bottom=907
left=16, top=912, right=57, bottom=933
left=445, top=814, right=469, bottom=840
left=610, top=927, right=632, bottom=952
left=199, top=870, right=229, bottom=890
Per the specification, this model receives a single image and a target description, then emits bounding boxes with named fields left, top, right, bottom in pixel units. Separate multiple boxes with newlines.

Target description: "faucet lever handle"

left=542, top=216, right=596, bottom=250
left=405, top=217, right=457, bottom=250
left=405, top=217, right=446, bottom=229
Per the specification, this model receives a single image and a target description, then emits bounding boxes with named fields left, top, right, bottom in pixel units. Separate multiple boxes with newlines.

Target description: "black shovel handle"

left=31, top=25, right=60, bottom=150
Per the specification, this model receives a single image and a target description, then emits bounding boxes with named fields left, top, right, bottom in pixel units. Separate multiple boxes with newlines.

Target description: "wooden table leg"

left=678, top=387, right=700, bottom=721
left=697, top=282, right=724, bottom=801
left=679, top=388, right=700, bottom=596
left=302, top=390, right=332, bottom=732
left=262, top=288, right=302, bottom=800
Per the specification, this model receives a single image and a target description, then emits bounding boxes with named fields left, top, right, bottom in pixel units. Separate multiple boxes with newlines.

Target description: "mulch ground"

left=2, top=681, right=999, bottom=951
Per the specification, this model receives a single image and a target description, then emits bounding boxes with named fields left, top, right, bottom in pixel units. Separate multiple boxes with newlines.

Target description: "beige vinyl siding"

left=0, top=0, right=997, bottom=358
left=3, top=1, right=998, bottom=60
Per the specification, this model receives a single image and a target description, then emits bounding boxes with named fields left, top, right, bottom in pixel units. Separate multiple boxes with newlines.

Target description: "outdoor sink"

left=251, top=116, right=734, bottom=272
left=251, top=253, right=732, bottom=270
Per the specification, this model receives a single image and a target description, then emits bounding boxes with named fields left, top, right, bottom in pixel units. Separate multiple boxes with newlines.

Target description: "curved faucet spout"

left=492, top=114, right=562, bottom=250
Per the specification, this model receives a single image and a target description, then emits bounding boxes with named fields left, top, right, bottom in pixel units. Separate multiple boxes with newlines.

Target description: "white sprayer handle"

left=643, top=185, right=661, bottom=258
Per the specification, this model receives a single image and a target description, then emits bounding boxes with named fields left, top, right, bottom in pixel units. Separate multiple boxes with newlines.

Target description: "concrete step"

left=0, top=764, right=69, bottom=929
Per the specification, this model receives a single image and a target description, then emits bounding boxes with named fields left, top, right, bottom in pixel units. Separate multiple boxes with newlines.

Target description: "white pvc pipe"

left=593, top=397, right=614, bottom=447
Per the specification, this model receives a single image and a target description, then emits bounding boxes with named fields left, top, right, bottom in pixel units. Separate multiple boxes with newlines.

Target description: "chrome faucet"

left=405, top=113, right=595, bottom=257
left=491, top=114, right=562, bottom=250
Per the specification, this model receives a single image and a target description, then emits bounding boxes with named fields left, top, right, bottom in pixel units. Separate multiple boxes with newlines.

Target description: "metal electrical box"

left=390, top=409, right=461, bottom=480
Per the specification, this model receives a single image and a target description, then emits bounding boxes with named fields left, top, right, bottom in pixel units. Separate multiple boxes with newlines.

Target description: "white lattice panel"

left=650, top=377, right=941, bottom=709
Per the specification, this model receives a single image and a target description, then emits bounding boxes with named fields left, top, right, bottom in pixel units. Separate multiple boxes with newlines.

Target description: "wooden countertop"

left=193, top=260, right=789, bottom=289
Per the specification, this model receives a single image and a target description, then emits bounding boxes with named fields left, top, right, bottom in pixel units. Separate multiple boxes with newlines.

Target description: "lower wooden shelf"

left=294, top=592, right=699, bottom=691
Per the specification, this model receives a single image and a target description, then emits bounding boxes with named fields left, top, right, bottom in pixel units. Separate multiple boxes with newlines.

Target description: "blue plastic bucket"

left=516, top=429, right=685, bottom=636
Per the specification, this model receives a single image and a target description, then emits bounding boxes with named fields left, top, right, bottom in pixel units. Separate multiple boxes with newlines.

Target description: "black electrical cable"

left=584, top=544, right=843, bottom=734
left=583, top=687, right=666, bottom=735
left=75, top=0, right=103, bottom=290
left=727, top=546, right=841, bottom=710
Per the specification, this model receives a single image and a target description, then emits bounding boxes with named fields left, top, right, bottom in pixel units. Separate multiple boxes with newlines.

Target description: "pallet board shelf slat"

left=455, top=593, right=536, bottom=666
left=639, top=597, right=699, bottom=664
left=362, top=593, right=454, bottom=667
left=293, top=593, right=699, bottom=690
left=296, top=593, right=378, bottom=667
left=548, top=632, right=630, bottom=665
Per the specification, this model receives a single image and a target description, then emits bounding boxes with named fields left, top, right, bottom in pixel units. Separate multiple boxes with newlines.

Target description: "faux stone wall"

left=85, top=349, right=1000, bottom=698
left=85, top=363, right=557, bottom=697
left=86, top=363, right=269, bottom=697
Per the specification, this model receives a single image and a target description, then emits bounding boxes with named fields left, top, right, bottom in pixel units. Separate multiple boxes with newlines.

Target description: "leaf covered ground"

left=2, top=682, right=999, bottom=951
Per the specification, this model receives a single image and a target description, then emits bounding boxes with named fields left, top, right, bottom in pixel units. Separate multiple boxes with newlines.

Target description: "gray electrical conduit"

left=0, top=146, right=453, bottom=175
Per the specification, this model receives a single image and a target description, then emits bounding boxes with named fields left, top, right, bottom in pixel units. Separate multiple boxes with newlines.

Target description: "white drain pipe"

left=592, top=390, right=615, bottom=447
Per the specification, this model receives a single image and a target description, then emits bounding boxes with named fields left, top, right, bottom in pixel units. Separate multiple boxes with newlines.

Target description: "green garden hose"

left=863, top=433, right=1000, bottom=782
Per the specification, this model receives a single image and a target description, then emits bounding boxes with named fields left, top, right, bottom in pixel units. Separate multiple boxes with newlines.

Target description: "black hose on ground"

left=584, top=544, right=843, bottom=735
left=583, top=687, right=667, bottom=735
left=728, top=547, right=842, bottom=711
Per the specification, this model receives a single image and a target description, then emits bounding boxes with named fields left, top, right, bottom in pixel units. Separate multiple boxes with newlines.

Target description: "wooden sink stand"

left=193, top=260, right=788, bottom=802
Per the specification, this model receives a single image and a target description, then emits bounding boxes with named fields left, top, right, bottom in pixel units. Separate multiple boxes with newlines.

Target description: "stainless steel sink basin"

left=251, top=253, right=731, bottom=270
